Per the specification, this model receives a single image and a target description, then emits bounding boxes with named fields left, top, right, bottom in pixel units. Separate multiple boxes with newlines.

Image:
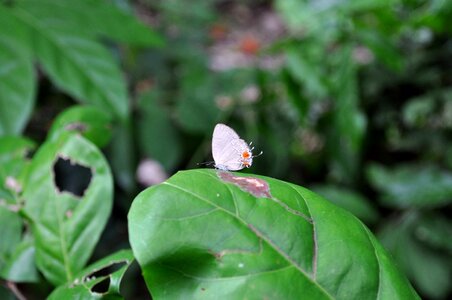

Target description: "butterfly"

left=212, top=123, right=262, bottom=171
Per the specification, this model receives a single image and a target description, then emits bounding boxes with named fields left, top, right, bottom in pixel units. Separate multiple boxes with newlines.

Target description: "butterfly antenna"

left=253, top=150, right=263, bottom=158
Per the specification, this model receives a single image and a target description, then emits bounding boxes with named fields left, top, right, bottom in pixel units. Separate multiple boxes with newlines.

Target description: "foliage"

left=1, top=0, right=451, bottom=299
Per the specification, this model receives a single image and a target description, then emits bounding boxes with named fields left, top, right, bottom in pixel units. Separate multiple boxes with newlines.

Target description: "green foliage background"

left=0, top=0, right=451, bottom=299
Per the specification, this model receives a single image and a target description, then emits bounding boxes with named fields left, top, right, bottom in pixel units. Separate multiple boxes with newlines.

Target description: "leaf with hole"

left=48, top=249, right=134, bottom=300
left=128, top=169, right=419, bottom=299
left=23, top=132, right=113, bottom=286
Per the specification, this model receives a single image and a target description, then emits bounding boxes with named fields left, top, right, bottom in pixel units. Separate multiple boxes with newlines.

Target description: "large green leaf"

left=48, top=249, right=134, bottom=300
left=0, top=13, right=35, bottom=136
left=367, top=163, right=452, bottom=208
left=23, top=132, right=113, bottom=286
left=2, top=3, right=129, bottom=120
left=47, top=105, right=113, bottom=148
left=129, top=169, right=418, bottom=299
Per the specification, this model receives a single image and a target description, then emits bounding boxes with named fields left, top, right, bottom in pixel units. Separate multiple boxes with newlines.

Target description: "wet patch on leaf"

left=217, top=171, right=272, bottom=198
left=53, top=156, right=92, bottom=197
left=65, top=122, right=88, bottom=132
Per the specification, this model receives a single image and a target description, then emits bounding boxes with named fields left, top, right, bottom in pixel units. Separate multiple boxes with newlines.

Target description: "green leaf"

left=414, top=213, right=452, bottom=253
left=48, top=105, right=113, bottom=148
left=17, top=0, right=164, bottom=47
left=137, top=91, right=181, bottom=170
left=0, top=12, right=35, bottom=136
left=0, top=136, right=36, bottom=199
left=328, top=46, right=366, bottom=183
left=176, top=66, right=222, bottom=134
left=367, top=163, right=452, bottom=208
left=0, top=207, right=22, bottom=273
left=4, top=2, right=129, bottom=120
left=379, top=213, right=451, bottom=298
left=128, top=169, right=418, bottom=299
left=23, top=132, right=113, bottom=286
left=106, top=122, right=136, bottom=193
left=311, top=185, right=379, bottom=224
left=0, top=237, right=39, bottom=283
left=48, top=249, right=134, bottom=300
left=284, top=45, right=329, bottom=99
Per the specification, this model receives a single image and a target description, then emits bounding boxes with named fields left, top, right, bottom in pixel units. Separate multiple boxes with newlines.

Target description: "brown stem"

left=5, top=281, right=27, bottom=300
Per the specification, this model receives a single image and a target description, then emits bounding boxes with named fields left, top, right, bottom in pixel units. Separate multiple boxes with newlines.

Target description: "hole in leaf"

left=91, top=276, right=110, bottom=293
left=88, top=262, right=127, bottom=279
left=53, top=156, right=92, bottom=197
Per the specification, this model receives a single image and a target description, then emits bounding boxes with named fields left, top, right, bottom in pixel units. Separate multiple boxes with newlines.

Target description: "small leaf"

left=48, top=105, right=113, bottom=148
left=367, top=163, right=452, bottom=208
left=48, top=249, right=134, bottom=300
left=311, top=184, right=379, bottom=224
left=129, top=169, right=419, bottom=299
left=23, top=132, right=113, bottom=286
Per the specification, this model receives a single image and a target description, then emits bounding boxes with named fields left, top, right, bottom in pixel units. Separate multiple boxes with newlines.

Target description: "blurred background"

left=1, top=0, right=452, bottom=299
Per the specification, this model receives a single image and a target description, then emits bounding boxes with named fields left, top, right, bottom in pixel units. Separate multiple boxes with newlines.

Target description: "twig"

left=6, top=281, right=27, bottom=300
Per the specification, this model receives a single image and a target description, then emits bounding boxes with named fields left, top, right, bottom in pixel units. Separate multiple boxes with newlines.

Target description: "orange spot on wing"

left=242, top=151, right=251, bottom=159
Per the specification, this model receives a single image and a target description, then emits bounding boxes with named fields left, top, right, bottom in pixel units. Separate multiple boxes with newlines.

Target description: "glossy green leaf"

left=0, top=237, right=39, bottom=282
left=379, top=213, right=451, bottom=298
left=48, top=249, right=134, bottom=300
left=48, top=105, right=113, bottom=148
left=311, top=185, right=379, bottom=224
left=4, top=3, right=129, bottom=120
left=129, top=169, right=418, bottom=299
left=23, top=132, right=113, bottom=286
left=367, top=163, right=452, bottom=208
left=137, top=91, right=181, bottom=170
left=0, top=12, right=35, bottom=136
